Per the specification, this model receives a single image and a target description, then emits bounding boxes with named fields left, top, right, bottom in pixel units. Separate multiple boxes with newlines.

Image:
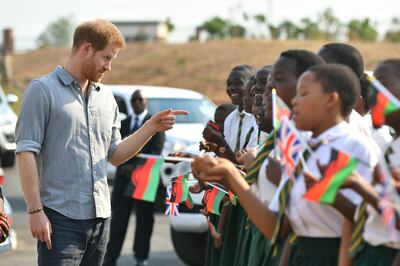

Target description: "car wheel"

left=170, top=227, right=206, bottom=266
left=0, top=151, right=15, bottom=168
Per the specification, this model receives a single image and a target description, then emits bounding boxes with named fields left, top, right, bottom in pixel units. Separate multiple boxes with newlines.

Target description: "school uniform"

left=349, top=110, right=392, bottom=152
left=353, top=137, right=400, bottom=266
left=249, top=158, right=280, bottom=266
left=218, top=109, right=259, bottom=265
left=258, top=130, right=269, bottom=146
left=223, top=109, right=258, bottom=151
left=269, top=121, right=378, bottom=265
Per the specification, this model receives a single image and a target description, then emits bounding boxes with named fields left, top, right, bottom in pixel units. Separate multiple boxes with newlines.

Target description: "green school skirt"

left=234, top=206, right=252, bottom=266
left=204, top=214, right=221, bottom=266
left=354, top=242, right=398, bottom=266
left=289, top=237, right=340, bottom=266
left=219, top=204, right=240, bottom=266
left=247, top=223, right=272, bottom=266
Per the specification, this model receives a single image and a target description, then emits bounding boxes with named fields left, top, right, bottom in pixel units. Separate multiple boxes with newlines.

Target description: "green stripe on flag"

left=142, top=159, right=162, bottom=202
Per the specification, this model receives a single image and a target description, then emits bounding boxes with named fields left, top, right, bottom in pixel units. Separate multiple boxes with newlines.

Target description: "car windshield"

left=147, top=98, right=215, bottom=123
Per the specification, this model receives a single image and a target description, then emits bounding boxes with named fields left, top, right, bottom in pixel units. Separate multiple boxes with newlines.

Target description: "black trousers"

left=103, top=171, right=154, bottom=266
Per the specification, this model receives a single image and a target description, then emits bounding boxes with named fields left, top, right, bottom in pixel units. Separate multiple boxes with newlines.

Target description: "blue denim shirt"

left=16, top=66, right=121, bottom=219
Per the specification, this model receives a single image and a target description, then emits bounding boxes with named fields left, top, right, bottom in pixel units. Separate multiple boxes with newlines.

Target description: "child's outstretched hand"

left=0, top=212, right=9, bottom=243
left=236, top=147, right=258, bottom=169
left=191, top=157, right=234, bottom=187
left=199, top=140, right=219, bottom=153
left=189, top=180, right=207, bottom=194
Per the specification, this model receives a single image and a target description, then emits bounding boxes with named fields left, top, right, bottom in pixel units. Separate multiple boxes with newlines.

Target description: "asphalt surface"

left=0, top=164, right=186, bottom=266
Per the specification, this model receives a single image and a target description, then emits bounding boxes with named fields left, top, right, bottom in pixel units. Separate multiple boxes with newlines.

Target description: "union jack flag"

left=165, top=185, right=180, bottom=216
left=276, top=118, right=305, bottom=180
left=376, top=158, right=397, bottom=240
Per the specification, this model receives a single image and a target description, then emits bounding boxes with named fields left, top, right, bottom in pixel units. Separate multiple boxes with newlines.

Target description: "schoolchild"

left=192, top=50, right=324, bottom=266
left=339, top=59, right=400, bottom=265
left=272, top=63, right=378, bottom=265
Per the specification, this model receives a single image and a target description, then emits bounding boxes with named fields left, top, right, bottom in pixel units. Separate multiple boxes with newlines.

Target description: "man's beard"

left=82, top=60, right=104, bottom=82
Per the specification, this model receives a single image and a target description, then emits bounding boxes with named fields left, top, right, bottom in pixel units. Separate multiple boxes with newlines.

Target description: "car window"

left=147, top=98, right=215, bottom=123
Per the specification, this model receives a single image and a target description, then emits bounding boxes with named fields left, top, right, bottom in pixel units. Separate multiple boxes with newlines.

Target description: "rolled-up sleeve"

left=107, top=101, right=121, bottom=159
left=15, top=80, right=49, bottom=155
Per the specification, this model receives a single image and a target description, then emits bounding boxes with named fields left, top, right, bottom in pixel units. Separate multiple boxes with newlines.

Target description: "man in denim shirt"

left=15, top=20, right=188, bottom=266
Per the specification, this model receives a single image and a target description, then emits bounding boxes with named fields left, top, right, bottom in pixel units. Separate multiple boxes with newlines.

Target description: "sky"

left=1, top=0, right=399, bottom=51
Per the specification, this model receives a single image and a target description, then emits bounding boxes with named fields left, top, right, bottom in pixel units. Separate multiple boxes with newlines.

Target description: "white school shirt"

left=349, top=110, right=392, bottom=153
left=250, top=154, right=277, bottom=207
left=269, top=121, right=378, bottom=237
left=363, top=137, right=400, bottom=249
left=223, top=109, right=258, bottom=150
left=258, top=131, right=269, bottom=145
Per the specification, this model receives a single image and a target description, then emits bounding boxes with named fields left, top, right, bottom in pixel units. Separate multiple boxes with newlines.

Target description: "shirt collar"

left=310, top=121, right=349, bottom=144
left=55, top=66, right=101, bottom=91
left=241, top=111, right=253, bottom=117
left=133, top=110, right=148, bottom=122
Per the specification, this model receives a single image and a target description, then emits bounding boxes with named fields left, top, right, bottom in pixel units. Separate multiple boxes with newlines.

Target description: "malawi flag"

left=170, top=174, right=190, bottom=203
left=272, top=88, right=291, bottom=129
left=368, top=76, right=400, bottom=128
left=131, top=158, right=162, bottom=202
left=228, top=191, right=237, bottom=206
left=203, top=187, right=226, bottom=215
left=185, top=193, right=194, bottom=209
left=304, top=148, right=358, bottom=204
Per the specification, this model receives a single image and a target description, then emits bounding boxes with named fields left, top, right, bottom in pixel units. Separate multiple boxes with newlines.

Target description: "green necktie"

left=245, top=132, right=274, bottom=185
left=268, top=141, right=320, bottom=258
left=234, top=113, right=245, bottom=153
left=348, top=201, right=368, bottom=257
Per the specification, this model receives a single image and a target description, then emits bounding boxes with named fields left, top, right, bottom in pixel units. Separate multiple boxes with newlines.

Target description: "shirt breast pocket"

left=94, top=108, right=114, bottom=138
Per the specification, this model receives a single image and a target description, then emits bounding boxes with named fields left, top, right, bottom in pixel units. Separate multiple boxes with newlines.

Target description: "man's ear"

left=325, top=91, right=340, bottom=111
left=80, top=42, right=94, bottom=56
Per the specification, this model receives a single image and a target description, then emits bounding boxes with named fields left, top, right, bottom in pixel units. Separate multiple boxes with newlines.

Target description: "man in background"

left=103, top=90, right=165, bottom=266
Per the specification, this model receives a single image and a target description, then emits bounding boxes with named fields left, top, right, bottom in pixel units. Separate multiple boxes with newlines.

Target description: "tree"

left=300, top=18, right=323, bottom=40
left=277, top=20, right=301, bottom=39
left=318, top=8, right=342, bottom=40
left=269, top=24, right=279, bottom=39
left=199, top=17, right=230, bottom=39
left=37, top=16, right=75, bottom=48
left=253, top=14, right=268, bottom=38
left=198, top=17, right=246, bottom=40
left=229, top=24, right=246, bottom=38
left=347, top=19, right=378, bottom=42
left=385, top=17, right=400, bottom=43
left=165, top=17, right=175, bottom=33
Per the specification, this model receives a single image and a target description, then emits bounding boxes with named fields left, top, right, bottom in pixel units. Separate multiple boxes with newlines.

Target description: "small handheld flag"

left=170, top=174, right=190, bottom=203
left=367, top=76, right=400, bottom=128
left=272, top=89, right=291, bottom=130
left=304, top=148, right=358, bottom=204
left=276, top=118, right=305, bottom=180
left=131, top=158, right=162, bottom=202
left=203, top=187, right=225, bottom=215
left=165, top=185, right=180, bottom=216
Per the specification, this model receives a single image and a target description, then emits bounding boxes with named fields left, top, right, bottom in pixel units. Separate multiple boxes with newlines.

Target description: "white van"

left=0, top=86, right=18, bottom=168
left=108, top=84, right=213, bottom=265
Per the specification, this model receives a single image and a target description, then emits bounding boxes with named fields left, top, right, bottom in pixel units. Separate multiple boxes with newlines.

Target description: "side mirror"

left=6, top=94, right=19, bottom=105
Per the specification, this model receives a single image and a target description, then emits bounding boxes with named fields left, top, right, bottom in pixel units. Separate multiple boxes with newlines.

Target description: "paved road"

left=0, top=165, right=186, bottom=266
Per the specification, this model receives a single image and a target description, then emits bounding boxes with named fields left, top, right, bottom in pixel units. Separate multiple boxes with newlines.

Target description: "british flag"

left=165, top=185, right=180, bottom=216
left=376, top=159, right=397, bottom=240
left=276, top=118, right=305, bottom=180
